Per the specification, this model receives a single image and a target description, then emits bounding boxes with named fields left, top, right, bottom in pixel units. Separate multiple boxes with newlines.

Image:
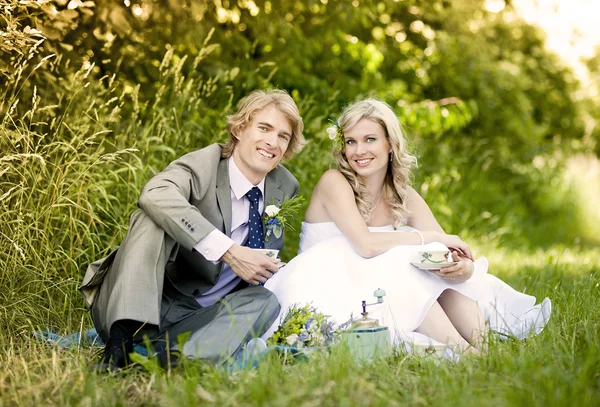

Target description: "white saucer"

left=411, top=262, right=457, bottom=270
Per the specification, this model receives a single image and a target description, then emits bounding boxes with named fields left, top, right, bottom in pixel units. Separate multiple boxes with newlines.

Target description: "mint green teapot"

left=341, top=288, right=391, bottom=362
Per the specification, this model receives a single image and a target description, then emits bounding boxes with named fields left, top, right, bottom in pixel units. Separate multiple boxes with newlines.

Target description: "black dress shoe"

left=90, top=319, right=138, bottom=373
left=156, top=348, right=181, bottom=371
left=91, top=344, right=130, bottom=373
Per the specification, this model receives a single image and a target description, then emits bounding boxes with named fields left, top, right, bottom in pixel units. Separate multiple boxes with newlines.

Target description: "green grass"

left=1, top=246, right=598, bottom=406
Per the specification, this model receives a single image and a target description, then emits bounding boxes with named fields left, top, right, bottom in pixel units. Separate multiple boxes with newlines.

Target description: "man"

left=80, top=89, right=305, bottom=371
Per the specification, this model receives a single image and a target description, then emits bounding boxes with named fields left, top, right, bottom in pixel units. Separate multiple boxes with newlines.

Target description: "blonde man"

left=81, top=89, right=305, bottom=371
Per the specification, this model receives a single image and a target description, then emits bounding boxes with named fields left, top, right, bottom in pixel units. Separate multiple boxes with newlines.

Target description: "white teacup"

left=418, top=250, right=451, bottom=264
left=253, top=248, right=280, bottom=259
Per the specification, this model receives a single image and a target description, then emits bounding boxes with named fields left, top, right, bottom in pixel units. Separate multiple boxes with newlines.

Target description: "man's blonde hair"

left=223, top=89, right=305, bottom=160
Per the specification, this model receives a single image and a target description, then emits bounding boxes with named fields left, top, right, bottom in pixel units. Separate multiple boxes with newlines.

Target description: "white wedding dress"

left=262, top=222, right=551, bottom=348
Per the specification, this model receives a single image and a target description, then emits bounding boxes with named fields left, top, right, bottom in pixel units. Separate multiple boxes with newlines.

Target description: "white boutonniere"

left=263, top=195, right=304, bottom=241
left=265, top=204, right=280, bottom=218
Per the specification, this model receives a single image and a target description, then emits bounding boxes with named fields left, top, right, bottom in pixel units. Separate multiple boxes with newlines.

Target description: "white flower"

left=285, top=334, right=299, bottom=346
left=265, top=204, right=280, bottom=217
left=326, top=125, right=339, bottom=140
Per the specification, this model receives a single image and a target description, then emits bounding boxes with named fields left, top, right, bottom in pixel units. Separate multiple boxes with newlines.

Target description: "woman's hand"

left=431, top=251, right=474, bottom=284
left=427, top=232, right=473, bottom=261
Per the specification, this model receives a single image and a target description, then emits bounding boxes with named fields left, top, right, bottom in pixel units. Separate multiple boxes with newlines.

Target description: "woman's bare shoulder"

left=405, top=185, right=419, bottom=199
left=305, top=170, right=351, bottom=222
left=311, top=170, right=354, bottom=202
left=315, top=169, right=350, bottom=191
left=403, top=186, right=422, bottom=219
left=311, top=169, right=352, bottom=200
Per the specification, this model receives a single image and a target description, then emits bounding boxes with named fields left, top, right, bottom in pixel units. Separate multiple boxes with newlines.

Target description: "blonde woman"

left=263, top=98, right=551, bottom=354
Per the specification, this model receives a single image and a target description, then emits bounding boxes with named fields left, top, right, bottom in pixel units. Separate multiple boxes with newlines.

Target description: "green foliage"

left=23, top=0, right=590, bottom=250
left=581, top=46, right=600, bottom=156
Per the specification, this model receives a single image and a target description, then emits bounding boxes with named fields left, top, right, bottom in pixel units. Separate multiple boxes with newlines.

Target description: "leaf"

left=129, top=352, right=162, bottom=374
left=176, top=331, right=192, bottom=350
left=273, top=225, right=282, bottom=239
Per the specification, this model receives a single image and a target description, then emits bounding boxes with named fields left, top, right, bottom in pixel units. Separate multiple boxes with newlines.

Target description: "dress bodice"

left=298, top=222, right=411, bottom=254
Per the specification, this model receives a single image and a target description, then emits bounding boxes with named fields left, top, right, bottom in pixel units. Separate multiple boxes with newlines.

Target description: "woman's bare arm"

left=307, top=170, right=471, bottom=258
left=405, top=186, right=445, bottom=233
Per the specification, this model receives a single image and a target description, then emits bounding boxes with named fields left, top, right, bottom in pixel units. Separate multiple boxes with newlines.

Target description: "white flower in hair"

left=326, top=125, right=339, bottom=140
left=326, top=121, right=345, bottom=150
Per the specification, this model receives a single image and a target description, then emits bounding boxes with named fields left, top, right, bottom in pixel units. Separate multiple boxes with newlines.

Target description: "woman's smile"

left=354, top=157, right=374, bottom=167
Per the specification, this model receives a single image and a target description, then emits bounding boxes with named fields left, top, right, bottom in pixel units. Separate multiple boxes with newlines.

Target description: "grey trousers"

left=92, top=278, right=279, bottom=364
left=156, top=280, right=280, bottom=363
left=92, top=279, right=281, bottom=364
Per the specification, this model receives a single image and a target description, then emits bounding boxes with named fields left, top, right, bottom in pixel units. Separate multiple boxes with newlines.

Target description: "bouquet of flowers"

left=267, top=304, right=340, bottom=349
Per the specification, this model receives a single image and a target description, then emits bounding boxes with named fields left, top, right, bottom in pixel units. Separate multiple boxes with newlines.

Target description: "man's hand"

left=221, top=244, right=280, bottom=285
left=431, top=251, right=474, bottom=284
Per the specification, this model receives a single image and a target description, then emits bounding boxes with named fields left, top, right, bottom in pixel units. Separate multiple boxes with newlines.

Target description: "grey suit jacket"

left=79, top=143, right=299, bottom=308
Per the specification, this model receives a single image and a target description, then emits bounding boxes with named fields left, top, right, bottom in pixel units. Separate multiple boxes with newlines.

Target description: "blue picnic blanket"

left=34, top=328, right=149, bottom=356
left=33, top=328, right=307, bottom=370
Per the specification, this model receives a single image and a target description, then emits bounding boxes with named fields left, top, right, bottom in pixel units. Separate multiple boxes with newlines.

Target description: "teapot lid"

left=350, top=316, right=381, bottom=330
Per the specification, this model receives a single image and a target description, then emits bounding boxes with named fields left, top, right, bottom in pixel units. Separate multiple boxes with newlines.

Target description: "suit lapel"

left=216, top=158, right=232, bottom=237
left=264, top=171, right=284, bottom=209
left=264, top=171, right=285, bottom=249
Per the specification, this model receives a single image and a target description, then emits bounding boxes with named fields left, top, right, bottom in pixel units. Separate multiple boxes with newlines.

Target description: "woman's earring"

left=389, top=151, right=393, bottom=162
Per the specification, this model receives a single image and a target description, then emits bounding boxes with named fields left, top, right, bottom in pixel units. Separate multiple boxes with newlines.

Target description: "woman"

left=262, top=98, right=550, bottom=353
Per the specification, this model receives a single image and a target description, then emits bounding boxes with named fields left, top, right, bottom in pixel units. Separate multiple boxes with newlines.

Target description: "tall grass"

left=0, top=38, right=239, bottom=336
left=2, top=73, right=124, bottom=334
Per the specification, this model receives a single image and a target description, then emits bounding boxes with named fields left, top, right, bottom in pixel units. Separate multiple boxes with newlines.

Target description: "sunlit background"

left=489, top=0, right=600, bottom=86
left=499, top=0, right=600, bottom=244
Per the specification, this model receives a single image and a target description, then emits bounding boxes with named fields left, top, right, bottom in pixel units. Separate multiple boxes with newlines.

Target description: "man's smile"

left=257, top=148, right=275, bottom=159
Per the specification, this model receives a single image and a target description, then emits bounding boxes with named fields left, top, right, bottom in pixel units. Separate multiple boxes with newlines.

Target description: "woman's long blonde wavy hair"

left=332, top=98, right=417, bottom=226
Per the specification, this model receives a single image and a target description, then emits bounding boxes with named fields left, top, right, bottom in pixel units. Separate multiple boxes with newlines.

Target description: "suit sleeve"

left=137, top=151, right=219, bottom=251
